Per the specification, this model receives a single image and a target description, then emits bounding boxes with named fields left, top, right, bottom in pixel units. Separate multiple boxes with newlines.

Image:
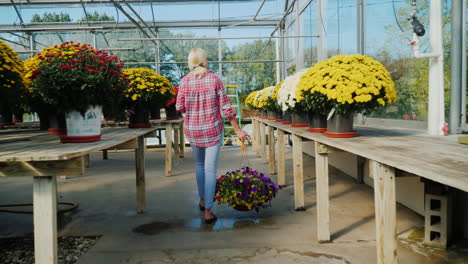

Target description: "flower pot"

left=37, top=111, right=50, bottom=131
left=267, top=111, right=276, bottom=120
left=308, top=112, right=327, bottom=133
left=48, top=113, right=67, bottom=135
left=274, top=111, right=283, bottom=122
left=291, top=112, right=308, bottom=127
left=165, top=104, right=182, bottom=120
left=282, top=112, right=292, bottom=125
left=233, top=204, right=251, bottom=211
left=150, top=106, right=161, bottom=120
left=0, top=110, right=13, bottom=126
left=60, top=105, right=103, bottom=143
left=325, top=112, right=357, bottom=138
left=259, top=109, right=268, bottom=119
left=129, top=103, right=151, bottom=128
left=12, top=109, right=24, bottom=124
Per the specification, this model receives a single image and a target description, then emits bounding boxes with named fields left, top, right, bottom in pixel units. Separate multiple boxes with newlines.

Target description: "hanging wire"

left=392, top=0, right=405, bottom=33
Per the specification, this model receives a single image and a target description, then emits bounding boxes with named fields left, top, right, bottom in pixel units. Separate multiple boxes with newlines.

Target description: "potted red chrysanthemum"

left=25, top=41, right=127, bottom=142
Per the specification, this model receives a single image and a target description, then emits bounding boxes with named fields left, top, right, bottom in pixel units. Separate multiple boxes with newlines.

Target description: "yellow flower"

left=296, top=54, right=396, bottom=113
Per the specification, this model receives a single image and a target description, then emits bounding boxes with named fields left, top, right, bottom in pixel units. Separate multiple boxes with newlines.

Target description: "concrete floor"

left=1, top=143, right=467, bottom=263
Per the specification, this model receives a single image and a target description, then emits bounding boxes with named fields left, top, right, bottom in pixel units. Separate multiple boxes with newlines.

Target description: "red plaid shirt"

left=176, top=71, right=236, bottom=147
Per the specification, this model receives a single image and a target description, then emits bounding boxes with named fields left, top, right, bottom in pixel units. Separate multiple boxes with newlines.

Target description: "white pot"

left=65, top=105, right=103, bottom=137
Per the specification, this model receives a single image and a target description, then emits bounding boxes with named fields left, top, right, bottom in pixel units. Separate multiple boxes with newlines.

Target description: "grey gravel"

left=0, top=236, right=99, bottom=264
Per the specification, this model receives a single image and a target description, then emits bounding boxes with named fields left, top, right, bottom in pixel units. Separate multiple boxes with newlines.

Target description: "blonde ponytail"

left=188, top=48, right=208, bottom=78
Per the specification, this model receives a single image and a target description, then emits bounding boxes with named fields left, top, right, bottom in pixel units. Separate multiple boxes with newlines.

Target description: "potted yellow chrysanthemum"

left=297, top=54, right=396, bottom=137
left=123, top=67, right=175, bottom=128
left=0, top=41, right=26, bottom=127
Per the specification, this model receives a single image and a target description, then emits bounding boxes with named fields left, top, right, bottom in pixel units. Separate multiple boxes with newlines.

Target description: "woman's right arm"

left=175, top=80, right=186, bottom=113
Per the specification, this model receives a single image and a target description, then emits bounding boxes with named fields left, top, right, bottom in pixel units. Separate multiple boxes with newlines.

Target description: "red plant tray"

left=49, top=128, right=67, bottom=135
left=324, top=131, right=357, bottom=138
left=60, top=134, right=101, bottom=143
left=308, top=128, right=327, bottom=133
left=282, top=121, right=292, bottom=125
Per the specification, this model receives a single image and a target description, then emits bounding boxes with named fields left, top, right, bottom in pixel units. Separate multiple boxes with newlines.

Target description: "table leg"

left=371, top=161, right=397, bottom=264
left=173, top=125, right=180, bottom=164
left=315, top=141, right=330, bottom=243
left=292, top=134, right=305, bottom=210
left=103, top=150, right=108, bottom=160
left=256, top=120, right=262, bottom=158
left=136, top=136, right=146, bottom=213
left=260, top=123, right=267, bottom=162
left=277, top=129, right=286, bottom=186
left=33, top=176, right=58, bottom=264
left=268, top=125, right=276, bottom=175
left=179, top=122, right=185, bottom=158
left=252, top=120, right=257, bottom=154
left=165, top=124, right=172, bottom=177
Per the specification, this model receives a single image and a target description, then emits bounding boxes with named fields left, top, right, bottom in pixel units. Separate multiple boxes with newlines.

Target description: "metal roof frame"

left=0, top=19, right=278, bottom=33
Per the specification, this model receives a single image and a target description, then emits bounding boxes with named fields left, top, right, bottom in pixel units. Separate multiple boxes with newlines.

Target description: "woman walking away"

left=176, top=48, right=249, bottom=224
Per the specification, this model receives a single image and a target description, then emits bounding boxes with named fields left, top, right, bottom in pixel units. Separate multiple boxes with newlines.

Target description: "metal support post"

left=427, top=0, right=445, bottom=136
left=463, top=0, right=467, bottom=130
left=155, top=30, right=160, bottom=73
left=449, top=0, right=463, bottom=134
left=275, top=31, right=281, bottom=84
left=357, top=0, right=365, bottom=55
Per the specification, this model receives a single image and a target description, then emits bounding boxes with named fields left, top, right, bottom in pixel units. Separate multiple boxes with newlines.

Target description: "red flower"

left=70, top=59, right=80, bottom=63
left=59, top=65, right=73, bottom=70
left=216, top=196, right=221, bottom=201
left=45, top=54, right=54, bottom=57
left=98, top=60, right=105, bottom=64
left=31, top=69, right=41, bottom=79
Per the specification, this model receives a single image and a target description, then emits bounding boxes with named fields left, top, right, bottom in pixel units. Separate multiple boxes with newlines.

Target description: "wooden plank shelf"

left=254, top=117, right=468, bottom=264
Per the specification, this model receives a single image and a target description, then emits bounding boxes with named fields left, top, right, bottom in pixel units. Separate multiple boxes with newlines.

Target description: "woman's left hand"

left=235, top=129, right=250, bottom=143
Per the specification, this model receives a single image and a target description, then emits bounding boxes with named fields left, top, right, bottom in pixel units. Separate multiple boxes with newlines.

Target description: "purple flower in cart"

left=252, top=186, right=258, bottom=193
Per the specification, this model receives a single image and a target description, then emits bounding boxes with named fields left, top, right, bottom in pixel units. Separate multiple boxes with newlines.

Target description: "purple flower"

left=252, top=186, right=258, bottom=193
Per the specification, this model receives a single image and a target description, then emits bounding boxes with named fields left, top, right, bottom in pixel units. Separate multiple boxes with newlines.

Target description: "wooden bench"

left=102, top=119, right=185, bottom=176
left=253, top=117, right=468, bottom=264
left=0, top=127, right=156, bottom=264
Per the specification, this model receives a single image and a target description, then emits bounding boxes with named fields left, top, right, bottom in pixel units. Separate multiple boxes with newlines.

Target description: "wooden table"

left=0, top=127, right=156, bottom=264
left=150, top=119, right=185, bottom=176
left=253, top=117, right=468, bottom=264
left=103, top=119, right=185, bottom=176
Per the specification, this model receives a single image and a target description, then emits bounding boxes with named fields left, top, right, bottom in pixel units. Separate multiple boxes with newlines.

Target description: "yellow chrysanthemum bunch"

left=245, top=90, right=259, bottom=110
left=123, top=67, right=175, bottom=107
left=257, top=86, right=275, bottom=110
left=297, top=54, right=396, bottom=114
left=0, top=40, right=26, bottom=107
left=266, top=81, right=284, bottom=112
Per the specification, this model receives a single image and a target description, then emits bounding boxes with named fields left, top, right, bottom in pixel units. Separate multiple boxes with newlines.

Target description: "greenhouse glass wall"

left=0, top=0, right=466, bottom=132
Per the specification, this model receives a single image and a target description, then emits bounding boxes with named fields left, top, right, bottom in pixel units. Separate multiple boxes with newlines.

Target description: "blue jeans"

left=191, top=141, right=221, bottom=210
